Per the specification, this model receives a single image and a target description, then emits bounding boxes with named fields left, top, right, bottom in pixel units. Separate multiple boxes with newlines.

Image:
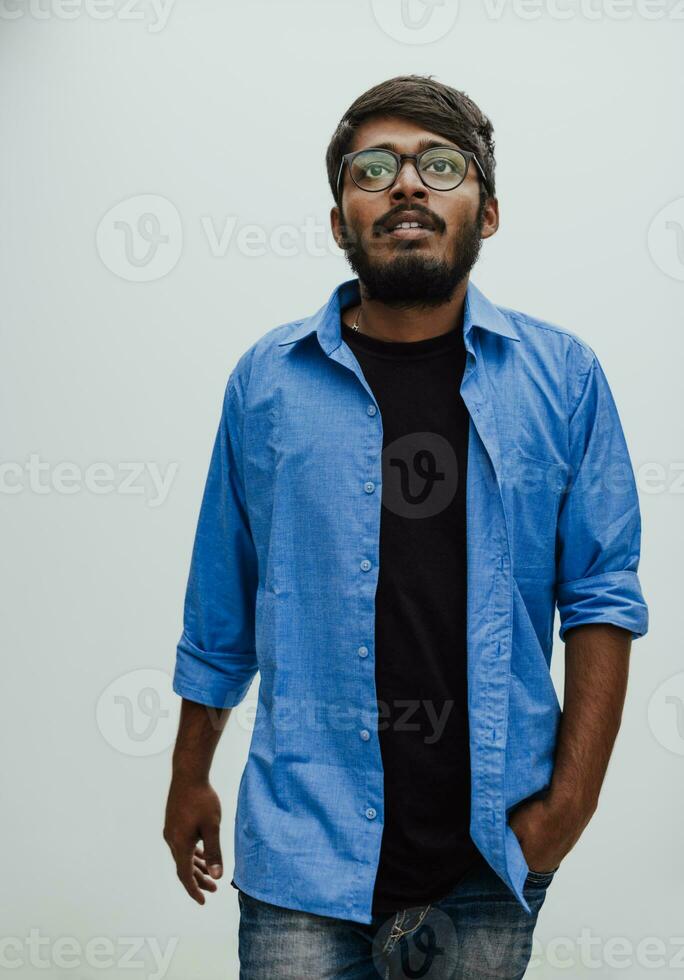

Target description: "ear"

left=480, top=196, right=500, bottom=241
left=330, top=204, right=342, bottom=247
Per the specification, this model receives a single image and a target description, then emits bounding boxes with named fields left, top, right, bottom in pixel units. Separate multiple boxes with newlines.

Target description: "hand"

left=507, top=793, right=592, bottom=874
left=164, top=776, right=223, bottom=905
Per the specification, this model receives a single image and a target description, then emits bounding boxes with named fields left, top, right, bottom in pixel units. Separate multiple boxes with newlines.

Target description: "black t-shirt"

left=340, top=311, right=485, bottom=916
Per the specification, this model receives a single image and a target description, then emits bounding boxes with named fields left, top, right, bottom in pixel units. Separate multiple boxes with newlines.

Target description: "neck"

left=345, top=279, right=469, bottom=342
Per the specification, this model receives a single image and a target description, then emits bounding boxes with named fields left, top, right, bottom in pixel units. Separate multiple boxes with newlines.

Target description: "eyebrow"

left=361, top=139, right=460, bottom=154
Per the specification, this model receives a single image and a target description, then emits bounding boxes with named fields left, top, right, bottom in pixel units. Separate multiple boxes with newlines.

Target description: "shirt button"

left=358, top=645, right=369, bottom=658
left=364, top=481, right=375, bottom=493
left=360, top=729, right=370, bottom=741
left=365, top=807, right=377, bottom=820
left=366, top=404, right=377, bottom=416
left=360, top=559, right=371, bottom=572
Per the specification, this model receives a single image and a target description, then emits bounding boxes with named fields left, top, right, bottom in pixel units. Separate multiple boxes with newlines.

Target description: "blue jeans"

left=237, top=860, right=556, bottom=978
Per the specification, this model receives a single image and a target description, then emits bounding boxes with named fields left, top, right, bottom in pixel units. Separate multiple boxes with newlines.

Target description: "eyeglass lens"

left=349, top=147, right=468, bottom=191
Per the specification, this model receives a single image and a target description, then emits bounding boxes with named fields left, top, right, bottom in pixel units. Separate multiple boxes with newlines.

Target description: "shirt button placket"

left=362, top=402, right=380, bottom=827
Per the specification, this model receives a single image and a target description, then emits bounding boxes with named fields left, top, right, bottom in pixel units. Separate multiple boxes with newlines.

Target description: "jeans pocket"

left=525, top=867, right=558, bottom=886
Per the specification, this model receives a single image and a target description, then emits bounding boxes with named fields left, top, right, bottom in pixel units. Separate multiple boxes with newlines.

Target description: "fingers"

left=192, top=844, right=220, bottom=892
left=193, top=847, right=218, bottom=891
left=193, top=863, right=219, bottom=893
left=176, top=849, right=206, bottom=905
left=167, top=836, right=223, bottom=905
left=200, top=826, right=223, bottom=879
left=165, top=837, right=211, bottom=905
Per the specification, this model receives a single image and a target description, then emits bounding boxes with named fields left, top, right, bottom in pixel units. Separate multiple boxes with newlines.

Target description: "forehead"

left=349, top=115, right=461, bottom=154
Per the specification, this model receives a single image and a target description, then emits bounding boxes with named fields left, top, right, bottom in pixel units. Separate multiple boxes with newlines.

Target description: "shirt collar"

left=277, top=276, right=520, bottom=352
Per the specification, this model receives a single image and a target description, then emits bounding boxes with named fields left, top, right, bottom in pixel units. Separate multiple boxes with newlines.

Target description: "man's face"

left=330, top=115, right=499, bottom=308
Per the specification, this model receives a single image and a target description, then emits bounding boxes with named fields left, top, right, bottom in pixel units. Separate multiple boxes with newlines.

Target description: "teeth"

left=393, top=221, right=425, bottom=230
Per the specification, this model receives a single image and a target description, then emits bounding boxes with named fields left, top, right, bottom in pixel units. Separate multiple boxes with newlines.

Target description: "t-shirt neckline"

left=340, top=313, right=464, bottom=361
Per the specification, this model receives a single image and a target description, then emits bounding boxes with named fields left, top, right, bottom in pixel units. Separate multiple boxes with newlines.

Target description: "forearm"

left=547, top=622, right=631, bottom=819
left=172, top=698, right=231, bottom=782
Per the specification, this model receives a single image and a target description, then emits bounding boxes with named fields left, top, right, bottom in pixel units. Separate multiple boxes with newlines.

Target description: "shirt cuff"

left=556, top=570, right=649, bottom=642
left=173, top=631, right=258, bottom=708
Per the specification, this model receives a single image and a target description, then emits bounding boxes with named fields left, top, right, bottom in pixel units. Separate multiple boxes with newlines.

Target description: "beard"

left=337, top=203, right=485, bottom=309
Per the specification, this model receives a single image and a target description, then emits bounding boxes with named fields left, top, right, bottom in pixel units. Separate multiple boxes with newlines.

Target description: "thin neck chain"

left=351, top=307, right=361, bottom=332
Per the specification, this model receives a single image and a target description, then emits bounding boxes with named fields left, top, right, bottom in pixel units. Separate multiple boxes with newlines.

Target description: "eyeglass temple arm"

left=472, top=156, right=492, bottom=196
left=335, top=159, right=347, bottom=202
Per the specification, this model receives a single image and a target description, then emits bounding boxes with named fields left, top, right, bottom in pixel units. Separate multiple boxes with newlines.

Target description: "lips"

left=383, top=210, right=435, bottom=232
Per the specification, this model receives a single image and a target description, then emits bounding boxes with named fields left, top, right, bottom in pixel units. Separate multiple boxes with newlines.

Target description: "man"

left=164, top=75, right=648, bottom=978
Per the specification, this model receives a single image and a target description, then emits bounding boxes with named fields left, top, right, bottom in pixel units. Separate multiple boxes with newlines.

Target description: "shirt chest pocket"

left=501, top=450, right=570, bottom=579
left=242, top=403, right=280, bottom=520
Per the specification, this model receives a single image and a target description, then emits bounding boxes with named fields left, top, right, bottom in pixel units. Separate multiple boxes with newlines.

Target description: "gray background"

left=1, top=1, right=682, bottom=977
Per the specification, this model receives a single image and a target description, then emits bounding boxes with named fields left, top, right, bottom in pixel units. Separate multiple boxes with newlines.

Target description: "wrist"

left=170, top=758, right=212, bottom=786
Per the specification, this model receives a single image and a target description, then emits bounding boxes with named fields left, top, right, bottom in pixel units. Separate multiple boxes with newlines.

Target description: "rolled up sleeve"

left=173, top=373, right=259, bottom=707
left=555, top=350, right=648, bottom=642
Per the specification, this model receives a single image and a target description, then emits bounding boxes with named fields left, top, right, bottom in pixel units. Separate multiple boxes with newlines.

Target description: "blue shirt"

left=173, top=276, right=648, bottom=923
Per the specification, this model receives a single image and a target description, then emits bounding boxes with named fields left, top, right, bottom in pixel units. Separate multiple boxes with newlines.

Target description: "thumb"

left=202, top=826, right=223, bottom=879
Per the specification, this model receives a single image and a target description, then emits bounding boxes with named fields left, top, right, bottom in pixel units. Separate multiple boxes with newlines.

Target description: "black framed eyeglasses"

left=336, top=145, right=491, bottom=201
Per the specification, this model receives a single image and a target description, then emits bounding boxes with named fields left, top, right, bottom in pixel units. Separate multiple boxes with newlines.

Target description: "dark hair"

left=326, top=74, right=496, bottom=208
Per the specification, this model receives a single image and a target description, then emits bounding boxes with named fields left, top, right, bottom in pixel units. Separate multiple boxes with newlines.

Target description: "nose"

left=389, top=158, right=428, bottom=203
